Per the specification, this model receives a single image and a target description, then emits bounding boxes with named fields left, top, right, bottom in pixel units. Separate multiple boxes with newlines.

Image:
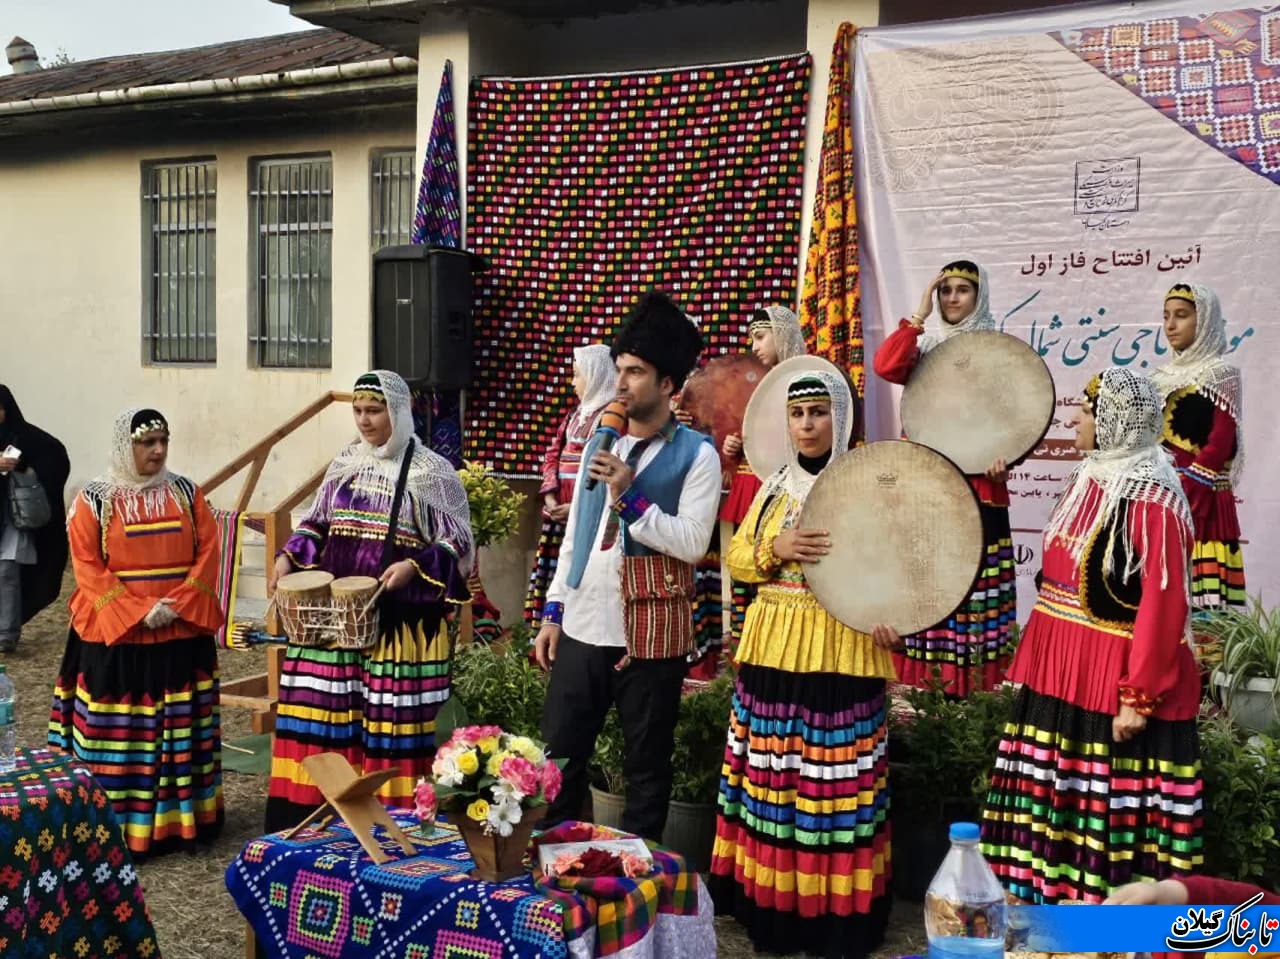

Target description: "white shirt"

left=545, top=431, right=721, bottom=647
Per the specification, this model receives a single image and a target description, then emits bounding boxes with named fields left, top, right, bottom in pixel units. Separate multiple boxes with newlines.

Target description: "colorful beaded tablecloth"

left=0, top=747, right=160, bottom=959
left=226, top=813, right=716, bottom=959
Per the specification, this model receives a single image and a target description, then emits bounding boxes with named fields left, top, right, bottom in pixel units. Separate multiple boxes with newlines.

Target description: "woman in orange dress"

left=49, top=408, right=225, bottom=859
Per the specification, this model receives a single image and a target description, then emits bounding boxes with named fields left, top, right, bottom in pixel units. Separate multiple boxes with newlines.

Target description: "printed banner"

left=854, top=1, right=1277, bottom=619
left=466, top=55, right=811, bottom=477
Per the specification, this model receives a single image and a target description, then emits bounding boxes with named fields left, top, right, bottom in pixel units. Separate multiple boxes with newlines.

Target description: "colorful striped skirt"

left=709, top=665, right=892, bottom=958
left=48, top=630, right=223, bottom=860
left=523, top=516, right=566, bottom=629
left=980, top=685, right=1203, bottom=903
left=894, top=503, right=1016, bottom=696
left=1190, top=539, right=1246, bottom=612
left=265, top=607, right=451, bottom=833
left=688, top=523, right=724, bottom=676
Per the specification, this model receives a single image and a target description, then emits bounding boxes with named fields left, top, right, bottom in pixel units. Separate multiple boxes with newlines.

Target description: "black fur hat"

left=610, top=291, right=703, bottom=390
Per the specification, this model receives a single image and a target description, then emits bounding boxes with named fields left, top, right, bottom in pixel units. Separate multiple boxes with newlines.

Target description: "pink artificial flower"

left=619, top=852, right=652, bottom=878
left=540, top=760, right=563, bottom=803
left=451, top=724, right=504, bottom=746
left=414, top=778, right=437, bottom=821
left=547, top=851, right=584, bottom=879
left=499, top=756, right=541, bottom=797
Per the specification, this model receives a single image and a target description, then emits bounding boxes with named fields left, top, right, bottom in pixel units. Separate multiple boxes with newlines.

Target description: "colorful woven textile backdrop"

left=466, top=55, right=811, bottom=476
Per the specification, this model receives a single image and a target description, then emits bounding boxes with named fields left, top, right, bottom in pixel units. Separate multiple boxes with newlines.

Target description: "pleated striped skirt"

left=980, top=685, right=1203, bottom=903
left=894, top=502, right=1016, bottom=696
left=1190, top=539, right=1246, bottom=612
left=709, top=665, right=892, bottom=959
left=48, top=630, right=223, bottom=860
left=264, top=608, right=451, bottom=833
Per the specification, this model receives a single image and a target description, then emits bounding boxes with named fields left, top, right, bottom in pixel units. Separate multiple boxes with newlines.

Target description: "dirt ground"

left=6, top=573, right=925, bottom=959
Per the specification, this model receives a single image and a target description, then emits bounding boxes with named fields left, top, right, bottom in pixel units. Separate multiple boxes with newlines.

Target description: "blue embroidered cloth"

left=226, top=814, right=569, bottom=959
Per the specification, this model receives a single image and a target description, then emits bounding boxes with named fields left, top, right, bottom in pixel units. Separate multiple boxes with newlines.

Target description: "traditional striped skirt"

left=1190, top=539, right=1246, bottom=612
left=48, top=630, right=223, bottom=860
left=894, top=503, right=1016, bottom=696
left=689, top=523, right=724, bottom=676
left=980, top=686, right=1203, bottom=903
left=524, top=516, right=566, bottom=628
left=265, top=608, right=451, bottom=833
left=709, top=665, right=892, bottom=959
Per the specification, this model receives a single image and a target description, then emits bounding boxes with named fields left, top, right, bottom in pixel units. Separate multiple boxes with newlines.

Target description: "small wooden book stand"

left=283, top=753, right=417, bottom=864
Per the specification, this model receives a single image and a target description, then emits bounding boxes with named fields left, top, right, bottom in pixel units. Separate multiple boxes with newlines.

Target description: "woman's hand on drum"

left=984, top=457, right=1009, bottom=484
left=771, top=528, right=830, bottom=563
left=870, top=624, right=904, bottom=651
left=269, top=555, right=293, bottom=595
left=913, top=273, right=944, bottom=327
left=380, top=559, right=417, bottom=592
left=1112, top=704, right=1147, bottom=743
left=722, top=433, right=743, bottom=459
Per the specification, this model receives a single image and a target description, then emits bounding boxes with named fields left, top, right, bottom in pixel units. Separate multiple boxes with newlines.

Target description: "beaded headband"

left=1165, top=284, right=1196, bottom=306
left=941, top=264, right=980, bottom=285
left=786, top=376, right=832, bottom=406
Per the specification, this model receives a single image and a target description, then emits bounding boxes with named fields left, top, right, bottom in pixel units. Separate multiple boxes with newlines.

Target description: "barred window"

left=371, top=148, right=416, bottom=250
left=143, top=160, right=217, bottom=363
left=250, top=155, right=333, bottom=368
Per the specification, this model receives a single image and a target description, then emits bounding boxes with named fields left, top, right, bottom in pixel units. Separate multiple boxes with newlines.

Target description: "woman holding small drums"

left=265, top=370, right=474, bottom=831
left=873, top=259, right=1016, bottom=696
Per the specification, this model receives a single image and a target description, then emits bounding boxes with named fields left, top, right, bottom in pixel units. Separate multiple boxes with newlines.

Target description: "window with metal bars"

left=249, top=155, right=334, bottom=368
left=143, top=159, right=217, bottom=364
left=371, top=148, right=416, bottom=250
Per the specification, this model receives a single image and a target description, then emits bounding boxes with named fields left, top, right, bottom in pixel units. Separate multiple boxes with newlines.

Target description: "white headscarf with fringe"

left=1043, top=368, right=1191, bottom=592
left=759, top=369, right=854, bottom=512
left=328, top=370, right=474, bottom=573
left=1149, top=282, right=1244, bottom=485
left=79, top=408, right=180, bottom=526
left=568, top=344, right=616, bottom=440
left=754, top=305, right=807, bottom=363
left=919, top=260, right=995, bottom=354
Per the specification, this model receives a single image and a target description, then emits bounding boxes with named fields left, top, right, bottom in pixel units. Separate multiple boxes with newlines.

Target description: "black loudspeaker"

left=372, top=245, right=479, bottom=390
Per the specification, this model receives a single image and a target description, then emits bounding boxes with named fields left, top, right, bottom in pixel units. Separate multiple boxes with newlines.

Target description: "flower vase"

left=453, top=813, right=537, bottom=882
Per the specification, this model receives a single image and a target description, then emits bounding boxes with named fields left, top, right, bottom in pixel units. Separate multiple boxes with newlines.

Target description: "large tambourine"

left=900, top=330, right=1055, bottom=476
left=679, top=353, right=767, bottom=477
left=799, top=441, right=984, bottom=636
left=743, top=355, right=846, bottom=481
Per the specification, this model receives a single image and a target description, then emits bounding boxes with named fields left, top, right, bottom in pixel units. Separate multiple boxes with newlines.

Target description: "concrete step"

left=232, top=596, right=271, bottom=624
left=239, top=569, right=268, bottom=601
left=241, top=542, right=266, bottom=570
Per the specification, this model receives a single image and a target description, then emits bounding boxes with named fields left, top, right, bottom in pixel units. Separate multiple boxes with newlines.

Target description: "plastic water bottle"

left=924, top=822, right=1007, bottom=959
left=0, top=664, right=15, bottom=774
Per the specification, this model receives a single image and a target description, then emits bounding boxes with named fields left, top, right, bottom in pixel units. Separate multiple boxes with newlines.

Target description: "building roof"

left=0, top=28, right=398, bottom=103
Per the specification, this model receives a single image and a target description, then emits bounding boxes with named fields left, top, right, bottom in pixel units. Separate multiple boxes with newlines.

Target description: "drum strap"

left=380, top=438, right=415, bottom=571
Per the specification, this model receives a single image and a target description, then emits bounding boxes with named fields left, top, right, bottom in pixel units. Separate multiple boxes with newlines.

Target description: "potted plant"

left=1202, top=596, right=1280, bottom=734
left=440, top=636, right=548, bottom=745
left=1197, top=711, right=1280, bottom=886
left=456, top=462, right=527, bottom=644
left=431, top=724, right=564, bottom=881
left=588, top=707, right=626, bottom=829
left=662, top=676, right=734, bottom=872
left=888, top=673, right=1017, bottom=900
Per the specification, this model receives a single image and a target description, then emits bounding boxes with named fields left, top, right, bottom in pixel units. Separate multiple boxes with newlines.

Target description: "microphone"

left=582, top=401, right=629, bottom=492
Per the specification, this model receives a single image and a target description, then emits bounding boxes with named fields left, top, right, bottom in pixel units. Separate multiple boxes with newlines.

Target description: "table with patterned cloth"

left=225, top=814, right=717, bottom=959
left=0, top=747, right=161, bottom=959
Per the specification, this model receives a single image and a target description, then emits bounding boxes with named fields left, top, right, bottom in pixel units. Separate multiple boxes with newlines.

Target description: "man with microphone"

left=535, top=291, right=721, bottom=841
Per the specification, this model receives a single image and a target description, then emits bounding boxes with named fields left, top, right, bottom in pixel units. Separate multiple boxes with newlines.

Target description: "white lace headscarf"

left=1044, top=368, right=1191, bottom=590
left=79, top=408, right=178, bottom=524
left=751, top=305, right=807, bottom=363
left=569, top=344, right=617, bottom=439
left=1149, top=283, right=1244, bottom=484
left=919, top=260, right=995, bottom=354
left=758, top=369, right=854, bottom=513
left=328, top=370, right=474, bottom=573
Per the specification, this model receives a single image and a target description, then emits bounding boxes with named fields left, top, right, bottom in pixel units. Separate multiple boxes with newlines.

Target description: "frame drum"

left=743, top=355, right=846, bottom=481
left=679, top=354, right=767, bottom=476
left=799, top=441, right=984, bottom=636
left=900, top=330, right=1055, bottom=476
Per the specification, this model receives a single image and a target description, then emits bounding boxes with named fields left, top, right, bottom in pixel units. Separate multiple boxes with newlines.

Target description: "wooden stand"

left=220, top=645, right=286, bottom=734
left=283, top=753, right=417, bottom=865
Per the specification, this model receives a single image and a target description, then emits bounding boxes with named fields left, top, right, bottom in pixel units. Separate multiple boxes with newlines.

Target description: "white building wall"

left=0, top=117, right=414, bottom=512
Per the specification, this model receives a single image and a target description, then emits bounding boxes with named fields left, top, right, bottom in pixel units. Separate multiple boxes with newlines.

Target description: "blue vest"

left=622, top=425, right=711, bottom=557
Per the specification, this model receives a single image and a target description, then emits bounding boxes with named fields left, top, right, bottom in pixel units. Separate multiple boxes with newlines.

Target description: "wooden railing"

left=203, top=390, right=355, bottom=629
